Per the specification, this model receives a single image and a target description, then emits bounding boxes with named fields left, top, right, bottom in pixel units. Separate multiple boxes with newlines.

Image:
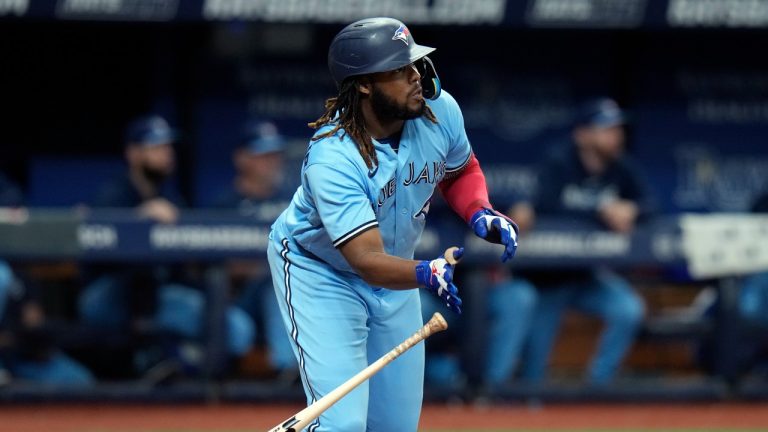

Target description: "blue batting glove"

left=415, top=248, right=464, bottom=314
left=470, top=208, right=519, bottom=263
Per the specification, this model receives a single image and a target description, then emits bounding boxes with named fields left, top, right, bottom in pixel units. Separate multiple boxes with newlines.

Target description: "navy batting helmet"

left=328, top=17, right=442, bottom=100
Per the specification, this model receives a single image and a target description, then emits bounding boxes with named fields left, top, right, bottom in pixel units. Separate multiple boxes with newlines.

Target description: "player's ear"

left=356, top=77, right=372, bottom=96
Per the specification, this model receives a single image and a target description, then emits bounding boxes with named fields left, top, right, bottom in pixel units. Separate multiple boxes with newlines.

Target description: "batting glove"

left=415, top=248, right=464, bottom=314
left=470, top=208, right=519, bottom=263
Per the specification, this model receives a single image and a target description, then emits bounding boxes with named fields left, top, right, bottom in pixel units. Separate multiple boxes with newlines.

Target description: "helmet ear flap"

left=420, top=56, right=441, bottom=101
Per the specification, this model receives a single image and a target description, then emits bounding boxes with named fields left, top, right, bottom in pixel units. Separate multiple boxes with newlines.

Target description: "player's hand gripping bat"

left=416, top=247, right=464, bottom=313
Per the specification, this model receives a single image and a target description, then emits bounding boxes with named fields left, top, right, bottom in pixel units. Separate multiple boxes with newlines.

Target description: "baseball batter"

left=267, top=17, right=518, bottom=431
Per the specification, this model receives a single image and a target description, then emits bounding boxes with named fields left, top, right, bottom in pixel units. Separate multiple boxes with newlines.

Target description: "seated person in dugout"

left=78, top=115, right=254, bottom=377
left=512, top=98, right=654, bottom=385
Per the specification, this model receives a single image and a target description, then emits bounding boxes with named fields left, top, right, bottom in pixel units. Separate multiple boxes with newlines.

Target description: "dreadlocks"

left=308, top=77, right=439, bottom=170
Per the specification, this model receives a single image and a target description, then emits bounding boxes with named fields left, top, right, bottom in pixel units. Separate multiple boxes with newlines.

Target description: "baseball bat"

left=444, top=246, right=461, bottom=265
left=267, top=312, right=449, bottom=432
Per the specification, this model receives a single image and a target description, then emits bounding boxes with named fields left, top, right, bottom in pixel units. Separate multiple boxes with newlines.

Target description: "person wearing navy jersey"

left=214, top=119, right=298, bottom=381
left=513, top=98, right=653, bottom=385
left=79, top=115, right=254, bottom=376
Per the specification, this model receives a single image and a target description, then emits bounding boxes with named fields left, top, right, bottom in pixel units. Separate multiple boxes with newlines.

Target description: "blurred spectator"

left=0, top=265, right=94, bottom=386
left=419, top=199, right=536, bottom=394
left=212, top=119, right=297, bottom=380
left=214, top=119, right=293, bottom=216
left=739, top=191, right=768, bottom=328
left=419, top=290, right=464, bottom=391
left=78, top=115, right=254, bottom=378
left=516, top=98, right=653, bottom=385
left=729, top=192, right=768, bottom=379
left=420, top=274, right=537, bottom=393
left=695, top=190, right=768, bottom=379
left=0, top=172, right=93, bottom=386
left=91, top=115, right=184, bottom=221
left=480, top=260, right=538, bottom=392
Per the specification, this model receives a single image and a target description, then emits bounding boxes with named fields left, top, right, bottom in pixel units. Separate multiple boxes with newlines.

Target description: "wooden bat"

left=267, top=312, right=449, bottom=432
left=444, top=246, right=461, bottom=265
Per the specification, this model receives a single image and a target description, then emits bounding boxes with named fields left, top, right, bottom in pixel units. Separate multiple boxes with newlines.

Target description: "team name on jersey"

left=402, top=161, right=446, bottom=186
left=377, top=177, right=397, bottom=208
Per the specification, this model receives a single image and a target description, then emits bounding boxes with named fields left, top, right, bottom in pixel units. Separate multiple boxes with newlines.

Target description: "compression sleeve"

left=438, top=153, right=492, bottom=223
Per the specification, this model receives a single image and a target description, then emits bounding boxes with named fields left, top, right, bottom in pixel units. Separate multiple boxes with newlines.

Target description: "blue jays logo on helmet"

left=392, top=24, right=410, bottom=45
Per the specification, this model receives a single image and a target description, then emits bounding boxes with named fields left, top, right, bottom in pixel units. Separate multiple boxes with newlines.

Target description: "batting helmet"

left=328, top=17, right=442, bottom=100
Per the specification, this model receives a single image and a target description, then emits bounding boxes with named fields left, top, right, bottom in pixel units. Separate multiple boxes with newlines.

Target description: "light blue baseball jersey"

left=271, top=90, right=471, bottom=274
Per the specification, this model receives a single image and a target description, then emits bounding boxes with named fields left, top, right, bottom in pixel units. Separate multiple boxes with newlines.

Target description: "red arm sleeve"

left=438, top=153, right=492, bottom=223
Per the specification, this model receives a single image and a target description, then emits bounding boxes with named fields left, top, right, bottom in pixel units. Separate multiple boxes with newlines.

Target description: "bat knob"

left=444, top=246, right=463, bottom=265
left=429, top=312, right=448, bottom=332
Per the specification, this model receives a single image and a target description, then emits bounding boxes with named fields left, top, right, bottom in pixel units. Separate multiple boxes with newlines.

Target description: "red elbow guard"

left=438, top=153, right=492, bottom=223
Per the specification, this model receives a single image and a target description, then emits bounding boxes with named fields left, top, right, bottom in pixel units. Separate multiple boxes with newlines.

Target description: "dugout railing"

left=0, top=208, right=766, bottom=403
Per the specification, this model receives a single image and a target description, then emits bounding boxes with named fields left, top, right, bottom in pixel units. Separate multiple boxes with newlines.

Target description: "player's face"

left=369, top=63, right=425, bottom=120
left=244, top=151, right=284, bottom=188
left=577, top=125, right=625, bottom=161
left=139, top=143, right=175, bottom=179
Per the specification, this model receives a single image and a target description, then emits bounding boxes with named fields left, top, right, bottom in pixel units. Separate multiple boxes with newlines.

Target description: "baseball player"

left=267, top=18, right=518, bottom=431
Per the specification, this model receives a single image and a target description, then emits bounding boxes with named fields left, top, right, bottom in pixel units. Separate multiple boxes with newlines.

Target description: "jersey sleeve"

left=436, top=91, right=472, bottom=174
left=304, top=162, right=378, bottom=248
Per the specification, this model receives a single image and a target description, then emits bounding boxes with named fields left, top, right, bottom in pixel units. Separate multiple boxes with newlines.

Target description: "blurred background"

left=1, top=0, right=768, bottom=406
